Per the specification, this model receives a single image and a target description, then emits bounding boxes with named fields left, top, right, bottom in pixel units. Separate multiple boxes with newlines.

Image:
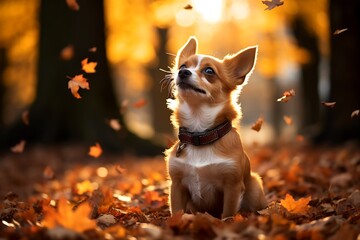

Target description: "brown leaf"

left=251, top=117, right=264, bottom=132
left=11, top=140, right=26, bottom=153
left=184, top=4, right=193, bottom=10
left=60, top=44, right=74, bottom=60
left=277, top=89, right=296, bottom=103
left=88, top=143, right=102, bottom=158
left=351, top=109, right=359, bottom=118
left=66, top=0, right=80, bottom=11
left=262, top=0, right=284, bottom=10
left=67, top=74, right=89, bottom=99
left=321, top=101, right=336, bottom=108
left=333, top=28, right=348, bottom=35
left=280, top=194, right=311, bottom=215
left=81, top=58, right=97, bottom=73
left=283, top=115, right=293, bottom=125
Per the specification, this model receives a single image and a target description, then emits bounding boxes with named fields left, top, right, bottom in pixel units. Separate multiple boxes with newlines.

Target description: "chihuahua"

left=165, top=36, right=267, bottom=219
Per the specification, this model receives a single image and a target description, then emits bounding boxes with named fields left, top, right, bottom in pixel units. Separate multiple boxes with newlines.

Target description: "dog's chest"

left=170, top=145, right=236, bottom=204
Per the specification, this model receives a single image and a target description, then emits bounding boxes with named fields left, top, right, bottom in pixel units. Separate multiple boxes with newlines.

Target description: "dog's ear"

left=223, top=46, right=257, bottom=85
left=176, top=36, right=198, bottom=67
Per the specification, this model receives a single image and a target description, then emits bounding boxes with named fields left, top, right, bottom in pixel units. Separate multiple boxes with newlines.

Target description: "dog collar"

left=178, top=120, right=232, bottom=147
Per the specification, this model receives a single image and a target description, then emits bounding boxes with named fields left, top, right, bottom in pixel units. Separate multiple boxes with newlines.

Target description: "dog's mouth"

left=177, top=82, right=206, bottom=95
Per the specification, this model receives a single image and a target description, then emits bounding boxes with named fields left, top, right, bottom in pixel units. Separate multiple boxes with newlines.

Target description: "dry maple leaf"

left=321, top=101, right=336, bottom=108
left=81, top=58, right=97, bottom=73
left=133, top=98, right=148, bottom=108
left=262, top=0, right=284, bottom=10
left=277, top=89, right=295, bottom=103
left=11, top=140, right=26, bottom=153
left=280, top=194, right=311, bottom=215
left=88, top=143, right=102, bottom=158
left=68, top=74, right=89, bottom=99
left=333, top=28, right=348, bottom=35
left=283, top=115, right=293, bottom=125
left=42, top=198, right=96, bottom=232
left=351, top=109, right=359, bottom=118
left=66, top=0, right=79, bottom=11
left=251, top=117, right=264, bottom=132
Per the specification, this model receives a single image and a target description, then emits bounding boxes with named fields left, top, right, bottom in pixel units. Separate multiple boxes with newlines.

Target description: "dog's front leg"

left=170, top=180, right=189, bottom=215
left=222, top=182, right=245, bottom=218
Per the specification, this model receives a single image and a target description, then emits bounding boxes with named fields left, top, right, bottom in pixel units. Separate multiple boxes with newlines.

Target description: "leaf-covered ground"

left=0, top=142, right=360, bottom=239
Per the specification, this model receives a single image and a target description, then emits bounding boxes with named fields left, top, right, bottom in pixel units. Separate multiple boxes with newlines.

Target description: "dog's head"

left=172, top=36, right=257, bottom=105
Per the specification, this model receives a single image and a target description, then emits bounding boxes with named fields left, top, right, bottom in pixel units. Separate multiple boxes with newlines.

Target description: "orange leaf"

left=88, top=143, right=102, bottom=158
left=321, top=101, right=336, bottom=108
left=11, top=140, right=26, bottom=153
left=283, top=115, right=293, bottom=125
left=42, top=198, right=96, bottom=232
left=68, top=74, right=89, bottom=99
left=60, top=44, right=74, bottom=60
left=81, top=58, right=97, bottom=73
left=251, top=117, right=264, bottom=132
left=132, top=98, right=147, bottom=108
left=76, top=180, right=94, bottom=194
left=277, top=89, right=295, bottom=103
left=351, top=109, right=359, bottom=118
left=66, top=0, right=79, bottom=11
left=280, top=194, right=311, bottom=215
left=108, top=119, right=122, bottom=131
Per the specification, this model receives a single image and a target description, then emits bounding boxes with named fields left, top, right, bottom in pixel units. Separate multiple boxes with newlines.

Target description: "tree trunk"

left=323, top=0, right=360, bottom=142
left=1, top=0, right=161, bottom=155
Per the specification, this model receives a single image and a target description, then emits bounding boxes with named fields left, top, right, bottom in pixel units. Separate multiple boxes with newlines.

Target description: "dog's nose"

left=178, top=69, right=192, bottom=79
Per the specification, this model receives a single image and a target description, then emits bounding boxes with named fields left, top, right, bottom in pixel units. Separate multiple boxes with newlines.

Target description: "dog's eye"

left=179, top=64, right=187, bottom=69
left=203, top=67, right=215, bottom=75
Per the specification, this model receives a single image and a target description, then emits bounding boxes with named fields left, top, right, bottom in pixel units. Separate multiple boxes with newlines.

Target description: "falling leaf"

left=88, top=143, right=102, bottom=158
left=22, top=110, right=30, bottom=125
left=321, top=101, right=336, bottom=108
left=88, top=47, right=97, bottom=52
left=184, top=4, right=193, bottom=10
left=76, top=180, right=95, bottom=195
left=351, top=109, right=359, bottom=118
left=43, top=166, right=55, bottom=180
left=333, top=28, right=348, bottom=35
left=11, top=140, right=26, bottom=153
left=81, top=58, right=97, bottom=73
left=262, top=0, right=284, bottom=10
left=251, top=117, right=264, bottom=132
left=108, top=119, right=122, bottom=131
left=115, top=164, right=127, bottom=174
left=66, top=0, right=80, bottom=11
left=42, top=198, right=96, bottom=232
left=60, top=44, right=74, bottom=60
left=133, top=98, right=147, bottom=108
left=283, top=115, right=293, bottom=125
left=67, top=74, right=89, bottom=99
left=277, top=89, right=296, bottom=103
left=280, top=194, right=311, bottom=215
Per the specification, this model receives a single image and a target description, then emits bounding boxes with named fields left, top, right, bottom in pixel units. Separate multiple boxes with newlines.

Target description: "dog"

left=164, top=36, right=267, bottom=219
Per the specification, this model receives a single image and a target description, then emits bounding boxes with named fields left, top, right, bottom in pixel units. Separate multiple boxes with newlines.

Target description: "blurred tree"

left=321, top=0, right=360, bottom=142
left=0, top=0, right=161, bottom=155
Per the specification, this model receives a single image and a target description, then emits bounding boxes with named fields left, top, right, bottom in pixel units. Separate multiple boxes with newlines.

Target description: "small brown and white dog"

left=164, top=36, right=267, bottom=219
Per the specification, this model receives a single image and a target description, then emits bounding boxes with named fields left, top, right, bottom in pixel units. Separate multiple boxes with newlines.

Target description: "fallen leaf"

left=81, top=58, right=97, bottom=73
left=97, top=214, right=117, bottom=227
left=321, top=101, right=336, bottom=108
left=333, top=28, right=348, bottom=35
left=280, top=194, right=311, bottom=215
left=76, top=180, right=94, bottom=195
left=42, top=198, right=96, bottom=232
left=283, top=115, right=293, bottom=125
left=88, top=143, right=102, bottom=158
left=133, top=98, right=147, bottom=108
left=262, top=0, right=284, bottom=10
left=22, top=110, right=29, bottom=125
left=115, top=164, right=127, bottom=174
left=351, top=109, right=359, bottom=118
left=66, top=0, right=79, bottom=11
left=108, top=119, right=122, bottom=131
left=60, top=44, right=74, bottom=60
left=67, top=74, right=89, bottom=99
left=11, top=140, right=26, bottom=153
left=43, top=166, right=55, bottom=180
left=184, top=4, right=193, bottom=10
left=88, top=47, right=97, bottom=52
left=277, top=89, right=295, bottom=103
left=251, top=117, right=264, bottom=132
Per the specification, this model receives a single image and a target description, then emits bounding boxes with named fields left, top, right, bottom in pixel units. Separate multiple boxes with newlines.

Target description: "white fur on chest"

left=169, top=145, right=236, bottom=204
